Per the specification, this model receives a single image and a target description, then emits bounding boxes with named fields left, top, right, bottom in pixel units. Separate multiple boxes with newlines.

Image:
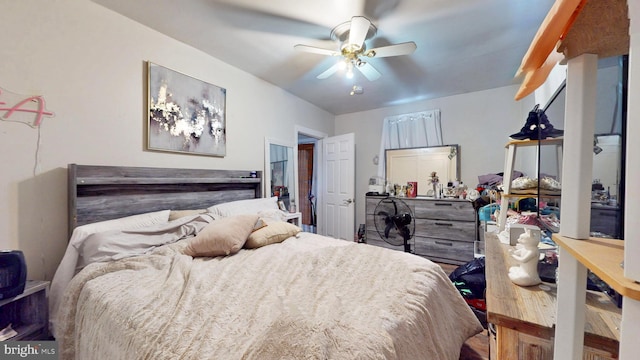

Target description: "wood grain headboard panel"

left=68, top=164, right=262, bottom=236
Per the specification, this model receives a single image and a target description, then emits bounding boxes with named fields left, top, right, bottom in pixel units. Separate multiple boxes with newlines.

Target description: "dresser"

left=365, top=195, right=478, bottom=265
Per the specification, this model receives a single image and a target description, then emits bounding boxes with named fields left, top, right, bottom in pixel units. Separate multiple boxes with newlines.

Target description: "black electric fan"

left=374, top=198, right=415, bottom=253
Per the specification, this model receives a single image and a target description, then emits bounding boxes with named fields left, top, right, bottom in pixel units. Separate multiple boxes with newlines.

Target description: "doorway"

left=298, top=143, right=315, bottom=232
left=295, top=126, right=326, bottom=234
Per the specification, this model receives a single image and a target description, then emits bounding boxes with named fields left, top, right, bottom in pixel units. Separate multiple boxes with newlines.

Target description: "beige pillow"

left=183, top=214, right=259, bottom=257
left=245, top=221, right=301, bottom=249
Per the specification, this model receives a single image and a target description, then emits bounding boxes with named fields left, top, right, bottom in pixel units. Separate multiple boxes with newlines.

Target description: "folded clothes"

left=477, top=171, right=524, bottom=186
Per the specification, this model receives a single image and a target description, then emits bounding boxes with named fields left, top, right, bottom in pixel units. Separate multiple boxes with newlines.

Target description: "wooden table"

left=485, top=233, right=620, bottom=359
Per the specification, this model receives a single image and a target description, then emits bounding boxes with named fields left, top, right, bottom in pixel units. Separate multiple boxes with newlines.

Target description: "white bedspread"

left=56, top=232, right=482, bottom=360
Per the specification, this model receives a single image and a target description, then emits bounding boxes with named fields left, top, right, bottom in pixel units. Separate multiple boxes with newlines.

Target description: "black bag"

left=448, top=257, right=487, bottom=328
left=448, top=257, right=486, bottom=303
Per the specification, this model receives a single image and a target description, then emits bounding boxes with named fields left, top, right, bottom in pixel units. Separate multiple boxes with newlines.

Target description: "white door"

left=318, top=133, right=355, bottom=240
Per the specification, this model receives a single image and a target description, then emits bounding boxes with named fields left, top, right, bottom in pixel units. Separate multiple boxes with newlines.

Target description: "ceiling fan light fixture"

left=343, top=43, right=362, bottom=53
left=296, top=16, right=416, bottom=82
left=345, top=61, right=355, bottom=79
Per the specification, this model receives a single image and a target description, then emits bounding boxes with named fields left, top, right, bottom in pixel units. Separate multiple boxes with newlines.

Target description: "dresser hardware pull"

left=434, top=203, right=453, bottom=206
left=435, top=222, right=453, bottom=226
left=435, top=241, right=453, bottom=246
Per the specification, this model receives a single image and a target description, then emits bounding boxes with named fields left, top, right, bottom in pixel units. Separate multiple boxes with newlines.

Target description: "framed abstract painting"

left=147, top=62, right=226, bottom=157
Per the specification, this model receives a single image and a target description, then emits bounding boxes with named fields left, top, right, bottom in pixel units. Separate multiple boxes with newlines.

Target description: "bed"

left=51, top=164, right=482, bottom=360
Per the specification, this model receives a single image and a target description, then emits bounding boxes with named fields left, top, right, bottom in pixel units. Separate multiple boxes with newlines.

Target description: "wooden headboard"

left=68, top=164, right=262, bottom=236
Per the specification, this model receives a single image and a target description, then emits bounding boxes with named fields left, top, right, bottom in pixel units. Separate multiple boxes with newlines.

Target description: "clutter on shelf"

left=474, top=169, right=561, bottom=275
left=508, top=175, right=562, bottom=195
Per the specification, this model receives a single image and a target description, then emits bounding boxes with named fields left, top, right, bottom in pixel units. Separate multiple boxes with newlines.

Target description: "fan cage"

left=373, top=197, right=415, bottom=253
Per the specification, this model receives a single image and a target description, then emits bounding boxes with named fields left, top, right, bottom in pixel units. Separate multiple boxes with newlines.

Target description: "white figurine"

left=508, top=228, right=542, bottom=286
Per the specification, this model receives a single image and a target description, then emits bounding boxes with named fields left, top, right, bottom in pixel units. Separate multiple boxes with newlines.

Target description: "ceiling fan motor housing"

left=330, top=16, right=377, bottom=46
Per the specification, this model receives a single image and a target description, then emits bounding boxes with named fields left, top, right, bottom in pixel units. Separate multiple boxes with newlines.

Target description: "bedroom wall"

left=334, top=85, right=536, bottom=228
left=0, top=0, right=334, bottom=281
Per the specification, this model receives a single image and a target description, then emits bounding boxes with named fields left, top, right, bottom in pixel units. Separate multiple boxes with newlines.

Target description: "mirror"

left=264, top=138, right=296, bottom=211
left=385, top=145, right=460, bottom=196
left=542, top=55, right=626, bottom=238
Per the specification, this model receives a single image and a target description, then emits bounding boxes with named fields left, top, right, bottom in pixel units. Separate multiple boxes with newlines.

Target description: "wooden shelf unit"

left=504, top=138, right=564, bottom=148
left=552, top=235, right=640, bottom=301
left=497, top=139, right=563, bottom=232
left=513, top=1, right=637, bottom=358
left=501, top=193, right=562, bottom=199
left=485, top=234, right=620, bottom=359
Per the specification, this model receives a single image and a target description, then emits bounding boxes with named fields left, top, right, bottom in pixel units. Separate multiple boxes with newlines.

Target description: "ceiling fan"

left=294, top=16, right=417, bottom=81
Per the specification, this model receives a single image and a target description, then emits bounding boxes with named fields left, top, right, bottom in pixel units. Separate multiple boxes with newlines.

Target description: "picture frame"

left=147, top=62, right=226, bottom=157
left=278, top=200, right=287, bottom=212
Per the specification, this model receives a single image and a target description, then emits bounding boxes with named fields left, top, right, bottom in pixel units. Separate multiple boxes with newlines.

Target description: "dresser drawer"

left=366, top=197, right=384, bottom=215
left=365, top=216, right=384, bottom=241
left=414, top=199, right=475, bottom=221
left=366, top=197, right=416, bottom=215
left=414, top=236, right=474, bottom=264
left=366, top=214, right=410, bottom=248
left=365, top=214, right=384, bottom=240
left=415, top=218, right=476, bottom=241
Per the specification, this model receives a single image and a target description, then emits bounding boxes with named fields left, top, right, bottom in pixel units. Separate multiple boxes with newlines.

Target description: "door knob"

left=343, top=198, right=354, bottom=204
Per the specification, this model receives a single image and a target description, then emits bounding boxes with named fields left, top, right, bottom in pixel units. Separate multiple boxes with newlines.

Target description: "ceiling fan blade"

left=365, top=42, right=417, bottom=58
left=209, top=0, right=337, bottom=29
left=348, top=16, right=371, bottom=49
left=356, top=62, right=381, bottom=81
left=210, top=1, right=330, bottom=38
left=294, top=44, right=340, bottom=57
left=384, top=222, right=394, bottom=239
left=317, top=63, right=341, bottom=79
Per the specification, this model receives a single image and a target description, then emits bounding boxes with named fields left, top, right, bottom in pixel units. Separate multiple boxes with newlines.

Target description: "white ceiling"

left=92, top=0, right=554, bottom=115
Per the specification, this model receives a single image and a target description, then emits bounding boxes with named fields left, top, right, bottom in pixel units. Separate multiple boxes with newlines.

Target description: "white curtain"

left=377, top=109, right=443, bottom=178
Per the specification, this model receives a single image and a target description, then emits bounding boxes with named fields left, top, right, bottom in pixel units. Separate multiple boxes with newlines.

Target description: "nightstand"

left=284, top=212, right=302, bottom=226
left=0, top=280, right=50, bottom=341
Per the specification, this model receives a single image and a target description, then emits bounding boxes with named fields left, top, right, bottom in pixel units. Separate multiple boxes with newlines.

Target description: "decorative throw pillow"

left=256, top=208, right=288, bottom=223
left=183, top=214, right=260, bottom=257
left=245, top=221, right=301, bottom=249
